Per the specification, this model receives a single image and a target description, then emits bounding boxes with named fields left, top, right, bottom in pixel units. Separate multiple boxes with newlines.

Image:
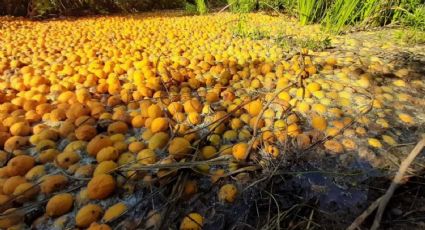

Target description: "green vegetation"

left=323, top=0, right=361, bottom=32
left=297, top=0, right=326, bottom=25
left=185, top=2, right=198, bottom=14
left=399, top=4, right=425, bottom=30
left=186, top=0, right=208, bottom=15
left=196, top=0, right=208, bottom=14
left=232, top=14, right=265, bottom=39
left=395, top=29, right=425, bottom=44
left=229, top=0, right=425, bottom=34
left=228, top=0, right=257, bottom=13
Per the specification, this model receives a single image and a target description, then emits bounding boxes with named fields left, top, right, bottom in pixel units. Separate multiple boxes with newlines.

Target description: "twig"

left=347, top=136, right=425, bottom=230
left=306, top=205, right=315, bottom=230
left=218, top=3, right=232, bottom=13
left=371, top=136, right=425, bottom=230
left=120, top=155, right=232, bottom=171
left=347, top=196, right=383, bottom=230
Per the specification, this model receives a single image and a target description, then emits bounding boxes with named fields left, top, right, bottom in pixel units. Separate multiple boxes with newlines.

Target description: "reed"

left=323, top=0, right=361, bottom=32
left=298, top=0, right=326, bottom=25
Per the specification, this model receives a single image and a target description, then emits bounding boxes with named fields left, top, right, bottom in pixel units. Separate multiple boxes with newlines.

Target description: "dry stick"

left=218, top=3, right=233, bottom=13
left=347, top=137, right=425, bottom=230
left=120, top=156, right=232, bottom=171
left=347, top=197, right=383, bottom=230
left=371, top=136, right=425, bottom=230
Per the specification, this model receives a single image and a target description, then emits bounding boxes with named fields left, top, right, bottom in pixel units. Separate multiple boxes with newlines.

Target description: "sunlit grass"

left=323, top=0, right=361, bottom=32
left=297, top=0, right=325, bottom=25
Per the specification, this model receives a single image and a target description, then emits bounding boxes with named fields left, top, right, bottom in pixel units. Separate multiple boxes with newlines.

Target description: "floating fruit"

left=25, top=165, right=45, bottom=181
left=87, top=174, right=116, bottom=200
left=244, top=99, right=262, bottom=116
left=3, top=176, right=26, bottom=195
left=96, top=147, right=119, bottom=162
left=311, top=115, right=327, bottom=131
left=182, top=180, right=198, bottom=199
left=103, top=202, right=127, bottom=222
left=94, top=161, right=118, bottom=176
left=398, top=113, right=414, bottom=124
left=56, top=151, right=81, bottom=169
left=342, top=138, right=357, bottom=151
left=46, top=193, right=74, bottom=217
left=180, top=213, right=204, bottom=230
left=137, top=149, right=157, bottom=164
left=87, top=135, right=113, bottom=156
left=324, top=140, right=344, bottom=154
left=88, top=223, right=112, bottom=230
left=40, top=175, right=68, bottom=194
left=13, top=182, right=39, bottom=200
left=368, top=138, right=382, bottom=148
left=76, top=204, right=103, bottom=228
left=148, top=132, right=169, bottom=150
left=168, top=137, right=191, bottom=158
left=183, top=99, right=202, bottom=113
left=201, top=146, right=217, bottom=159
left=151, top=117, right=169, bottom=133
left=6, top=155, right=35, bottom=176
left=232, top=143, right=249, bottom=161
left=75, top=125, right=97, bottom=141
left=382, top=135, right=397, bottom=146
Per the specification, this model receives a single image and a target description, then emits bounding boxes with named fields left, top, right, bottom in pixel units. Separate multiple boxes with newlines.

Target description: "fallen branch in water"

left=347, top=136, right=425, bottom=230
left=371, top=136, right=425, bottom=230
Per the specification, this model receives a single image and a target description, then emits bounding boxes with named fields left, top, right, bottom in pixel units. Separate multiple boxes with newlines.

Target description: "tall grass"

left=185, top=0, right=208, bottom=15
left=393, top=0, right=425, bottom=30
left=359, top=0, right=381, bottom=25
left=196, top=0, right=208, bottom=14
left=323, top=0, right=361, bottom=32
left=297, top=0, right=326, bottom=25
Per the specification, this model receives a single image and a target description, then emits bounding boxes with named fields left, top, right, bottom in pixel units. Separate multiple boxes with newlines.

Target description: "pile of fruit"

left=0, top=12, right=423, bottom=229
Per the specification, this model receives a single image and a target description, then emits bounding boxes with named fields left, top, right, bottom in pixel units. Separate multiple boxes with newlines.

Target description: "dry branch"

left=347, top=136, right=425, bottom=230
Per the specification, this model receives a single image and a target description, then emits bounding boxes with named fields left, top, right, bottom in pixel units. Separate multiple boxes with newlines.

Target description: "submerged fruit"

left=218, top=184, right=238, bottom=203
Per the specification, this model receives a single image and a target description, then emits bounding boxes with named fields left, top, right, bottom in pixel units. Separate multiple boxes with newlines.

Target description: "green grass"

left=185, top=0, right=208, bottom=15
left=297, top=0, right=326, bottom=25
left=196, top=0, right=208, bottom=14
left=232, top=14, right=265, bottom=39
left=323, top=0, right=361, bottom=32
left=185, top=2, right=198, bottom=14
left=278, top=36, right=332, bottom=51
left=398, top=5, right=425, bottom=31
left=395, top=29, right=425, bottom=44
left=227, top=0, right=424, bottom=34
left=359, top=0, right=381, bottom=26
left=228, top=0, right=257, bottom=13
